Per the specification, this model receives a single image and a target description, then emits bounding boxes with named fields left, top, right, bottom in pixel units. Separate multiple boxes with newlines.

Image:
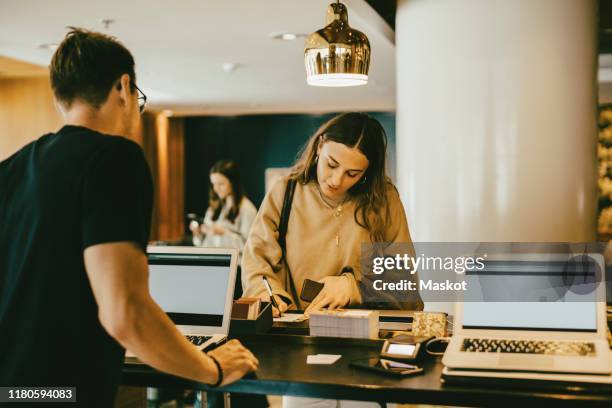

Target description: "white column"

left=396, top=0, right=598, bottom=243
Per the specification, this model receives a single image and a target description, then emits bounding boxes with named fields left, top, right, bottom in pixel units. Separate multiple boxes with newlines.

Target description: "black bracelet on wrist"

left=209, top=355, right=224, bottom=387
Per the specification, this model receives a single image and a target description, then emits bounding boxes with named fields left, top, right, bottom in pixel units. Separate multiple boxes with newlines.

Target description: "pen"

left=262, top=276, right=282, bottom=316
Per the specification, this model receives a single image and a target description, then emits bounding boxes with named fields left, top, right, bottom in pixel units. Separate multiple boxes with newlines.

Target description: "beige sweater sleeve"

left=241, top=179, right=293, bottom=302
left=329, top=187, right=410, bottom=307
left=384, top=185, right=424, bottom=310
left=355, top=185, right=423, bottom=310
left=385, top=185, right=412, bottom=243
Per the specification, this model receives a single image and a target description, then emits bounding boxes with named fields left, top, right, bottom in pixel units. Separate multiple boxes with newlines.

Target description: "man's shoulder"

left=54, top=125, right=142, bottom=154
left=0, top=133, right=55, bottom=179
left=75, top=133, right=150, bottom=191
left=83, top=133, right=145, bottom=169
left=102, top=135, right=143, bottom=157
left=0, top=132, right=51, bottom=165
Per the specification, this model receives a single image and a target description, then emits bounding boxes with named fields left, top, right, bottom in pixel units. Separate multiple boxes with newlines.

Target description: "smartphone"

left=350, top=358, right=424, bottom=377
left=300, top=279, right=324, bottom=302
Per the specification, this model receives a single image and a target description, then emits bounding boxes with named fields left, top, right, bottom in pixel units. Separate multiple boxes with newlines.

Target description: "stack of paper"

left=309, top=309, right=379, bottom=339
left=273, top=313, right=308, bottom=323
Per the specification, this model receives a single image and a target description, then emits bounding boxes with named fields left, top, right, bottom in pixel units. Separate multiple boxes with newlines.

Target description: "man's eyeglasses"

left=132, top=83, right=147, bottom=114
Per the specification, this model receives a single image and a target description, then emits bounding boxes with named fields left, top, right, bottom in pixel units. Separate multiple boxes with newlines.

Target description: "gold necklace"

left=333, top=203, right=343, bottom=246
left=315, top=185, right=347, bottom=247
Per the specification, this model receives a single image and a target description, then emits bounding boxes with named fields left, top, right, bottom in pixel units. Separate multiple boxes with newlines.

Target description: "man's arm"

left=84, top=242, right=258, bottom=386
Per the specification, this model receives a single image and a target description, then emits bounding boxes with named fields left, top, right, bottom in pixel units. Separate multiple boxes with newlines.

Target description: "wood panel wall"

left=140, top=113, right=185, bottom=242
left=0, top=77, right=63, bottom=161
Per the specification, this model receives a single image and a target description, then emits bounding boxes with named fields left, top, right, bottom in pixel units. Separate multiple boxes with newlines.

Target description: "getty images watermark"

left=358, top=242, right=608, bottom=304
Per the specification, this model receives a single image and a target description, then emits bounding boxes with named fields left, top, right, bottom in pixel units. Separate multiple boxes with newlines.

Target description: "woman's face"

left=316, top=140, right=369, bottom=200
left=210, top=172, right=233, bottom=200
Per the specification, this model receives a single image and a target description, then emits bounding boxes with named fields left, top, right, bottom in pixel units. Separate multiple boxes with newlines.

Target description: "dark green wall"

left=184, top=112, right=396, bottom=219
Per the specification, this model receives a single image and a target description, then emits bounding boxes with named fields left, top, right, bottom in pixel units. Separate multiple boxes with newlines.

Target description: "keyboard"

left=185, top=335, right=212, bottom=346
left=461, top=338, right=596, bottom=356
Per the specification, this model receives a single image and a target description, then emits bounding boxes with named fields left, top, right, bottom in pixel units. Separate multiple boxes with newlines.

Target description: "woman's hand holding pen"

left=304, top=275, right=351, bottom=316
left=263, top=293, right=288, bottom=317
left=262, top=276, right=288, bottom=317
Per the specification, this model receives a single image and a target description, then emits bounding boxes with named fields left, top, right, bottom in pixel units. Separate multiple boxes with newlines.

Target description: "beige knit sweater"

left=241, top=178, right=421, bottom=310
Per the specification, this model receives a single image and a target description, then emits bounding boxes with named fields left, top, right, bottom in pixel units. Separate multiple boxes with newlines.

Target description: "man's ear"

left=116, top=73, right=131, bottom=106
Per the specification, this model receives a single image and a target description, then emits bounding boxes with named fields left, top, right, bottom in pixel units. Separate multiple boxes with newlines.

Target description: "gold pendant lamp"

left=304, top=0, right=370, bottom=87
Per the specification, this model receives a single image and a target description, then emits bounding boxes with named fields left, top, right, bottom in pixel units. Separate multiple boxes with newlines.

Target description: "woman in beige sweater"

left=242, top=112, right=423, bottom=316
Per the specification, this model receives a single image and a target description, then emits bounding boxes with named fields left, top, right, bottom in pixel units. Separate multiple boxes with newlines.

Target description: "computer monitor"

left=463, top=254, right=603, bottom=332
left=146, top=246, right=238, bottom=335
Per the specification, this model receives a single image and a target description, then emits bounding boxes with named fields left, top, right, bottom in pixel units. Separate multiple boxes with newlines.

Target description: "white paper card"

left=306, top=354, right=342, bottom=365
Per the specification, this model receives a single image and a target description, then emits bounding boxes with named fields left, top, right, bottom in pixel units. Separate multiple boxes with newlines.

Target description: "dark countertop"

left=123, top=334, right=612, bottom=407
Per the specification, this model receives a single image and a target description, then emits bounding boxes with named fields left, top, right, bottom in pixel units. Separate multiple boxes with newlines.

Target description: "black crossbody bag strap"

left=278, top=178, right=300, bottom=308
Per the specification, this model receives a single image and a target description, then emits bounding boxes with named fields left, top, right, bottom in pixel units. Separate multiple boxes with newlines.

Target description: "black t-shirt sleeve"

left=81, top=138, right=153, bottom=251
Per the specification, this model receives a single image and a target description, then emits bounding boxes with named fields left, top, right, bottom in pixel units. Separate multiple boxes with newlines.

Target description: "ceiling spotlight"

left=100, top=18, right=115, bottom=30
left=281, top=33, right=297, bottom=41
left=269, top=32, right=305, bottom=41
left=222, top=63, right=239, bottom=73
left=304, top=0, right=370, bottom=87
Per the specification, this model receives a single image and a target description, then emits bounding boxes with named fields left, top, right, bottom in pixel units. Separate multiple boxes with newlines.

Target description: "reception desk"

left=122, top=334, right=612, bottom=407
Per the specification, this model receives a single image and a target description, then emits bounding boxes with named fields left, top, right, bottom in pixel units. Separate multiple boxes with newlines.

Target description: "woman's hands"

left=189, top=220, right=202, bottom=237
left=304, top=275, right=352, bottom=315
left=209, top=224, right=226, bottom=235
left=189, top=221, right=226, bottom=237
left=262, top=293, right=288, bottom=317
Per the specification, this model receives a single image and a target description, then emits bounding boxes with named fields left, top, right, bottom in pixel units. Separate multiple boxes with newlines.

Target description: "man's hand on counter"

left=207, top=339, right=259, bottom=386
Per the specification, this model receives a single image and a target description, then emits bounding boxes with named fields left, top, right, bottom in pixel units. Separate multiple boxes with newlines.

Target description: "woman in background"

left=190, top=159, right=257, bottom=263
left=188, top=161, right=262, bottom=408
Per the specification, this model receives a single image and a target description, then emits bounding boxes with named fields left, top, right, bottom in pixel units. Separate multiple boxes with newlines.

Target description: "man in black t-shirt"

left=0, top=28, right=258, bottom=407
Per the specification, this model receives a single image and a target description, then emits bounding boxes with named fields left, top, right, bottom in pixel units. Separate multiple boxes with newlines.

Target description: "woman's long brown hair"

left=288, top=112, right=392, bottom=243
